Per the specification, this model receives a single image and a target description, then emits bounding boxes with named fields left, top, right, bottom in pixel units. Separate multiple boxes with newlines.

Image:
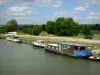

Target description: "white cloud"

left=90, top=12, right=100, bottom=15
left=75, top=6, right=86, bottom=11
left=54, top=11, right=67, bottom=17
left=87, top=12, right=100, bottom=20
left=54, top=10, right=79, bottom=18
left=74, top=16, right=80, bottom=20
left=53, top=4, right=61, bottom=8
left=36, top=0, right=53, bottom=4
left=22, top=0, right=63, bottom=8
left=84, top=0, right=100, bottom=8
left=0, top=0, right=63, bottom=8
left=0, top=6, right=38, bottom=23
left=0, top=0, right=21, bottom=5
left=7, top=6, right=37, bottom=17
left=14, top=17, right=28, bottom=20
left=52, top=0, right=63, bottom=8
left=87, top=16, right=100, bottom=19
left=8, top=6, right=29, bottom=13
left=44, top=16, right=49, bottom=18
left=84, top=0, right=100, bottom=4
left=0, top=0, right=10, bottom=5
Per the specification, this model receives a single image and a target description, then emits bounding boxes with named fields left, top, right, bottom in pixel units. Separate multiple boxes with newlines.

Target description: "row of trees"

left=0, top=19, right=18, bottom=33
left=46, top=18, right=80, bottom=36
left=0, top=17, right=94, bottom=36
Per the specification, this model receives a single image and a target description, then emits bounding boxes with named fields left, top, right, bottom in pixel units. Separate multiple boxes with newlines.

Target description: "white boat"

left=32, top=40, right=46, bottom=48
left=12, top=37, right=23, bottom=43
left=89, top=56, right=100, bottom=61
left=6, top=37, right=13, bottom=42
left=6, top=37, right=23, bottom=43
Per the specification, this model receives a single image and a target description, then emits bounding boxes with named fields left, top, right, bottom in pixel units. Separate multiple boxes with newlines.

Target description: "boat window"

left=48, top=46, right=51, bottom=48
left=80, top=47, right=85, bottom=50
left=41, top=41, right=44, bottom=43
left=56, top=47, right=58, bottom=50
left=62, top=44, right=68, bottom=49
left=74, top=46, right=78, bottom=50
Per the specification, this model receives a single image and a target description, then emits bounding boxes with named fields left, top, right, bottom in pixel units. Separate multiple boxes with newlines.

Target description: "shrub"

left=39, top=31, right=49, bottom=36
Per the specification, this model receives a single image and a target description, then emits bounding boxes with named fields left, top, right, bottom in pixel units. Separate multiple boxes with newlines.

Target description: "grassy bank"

left=21, top=37, right=100, bottom=50
left=0, top=35, right=7, bottom=39
left=66, top=30, right=100, bottom=40
left=0, top=34, right=100, bottom=50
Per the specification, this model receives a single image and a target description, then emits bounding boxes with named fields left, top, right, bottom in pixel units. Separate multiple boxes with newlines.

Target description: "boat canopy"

left=36, top=40, right=45, bottom=42
left=58, top=42, right=91, bottom=47
left=48, top=44, right=58, bottom=47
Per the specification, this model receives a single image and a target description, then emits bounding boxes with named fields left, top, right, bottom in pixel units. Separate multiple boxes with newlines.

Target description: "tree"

left=46, top=21, right=56, bottom=34
left=33, top=25, right=42, bottom=35
left=6, top=19, right=18, bottom=32
left=55, top=17, right=80, bottom=36
left=42, top=24, right=46, bottom=31
left=0, top=26, right=6, bottom=33
left=81, top=25, right=92, bottom=36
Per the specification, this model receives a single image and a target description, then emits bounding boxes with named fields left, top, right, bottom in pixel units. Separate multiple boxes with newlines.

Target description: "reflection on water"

left=0, top=40, right=100, bottom=75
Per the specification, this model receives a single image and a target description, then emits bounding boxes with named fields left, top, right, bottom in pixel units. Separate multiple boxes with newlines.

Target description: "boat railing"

left=61, top=49, right=74, bottom=54
left=47, top=45, right=59, bottom=51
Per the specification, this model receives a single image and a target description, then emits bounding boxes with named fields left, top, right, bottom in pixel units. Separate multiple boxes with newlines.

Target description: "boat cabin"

left=36, top=40, right=45, bottom=44
left=46, top=43, right=91, bottom=55
left=33, top=40, right=45, bottom=45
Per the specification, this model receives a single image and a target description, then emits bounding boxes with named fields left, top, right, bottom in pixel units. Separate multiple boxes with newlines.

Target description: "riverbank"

left=0, top=34, right=100, bottom=50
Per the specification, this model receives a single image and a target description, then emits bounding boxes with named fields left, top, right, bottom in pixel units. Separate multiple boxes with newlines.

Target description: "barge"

left=45, top=43, right=92, bottom=59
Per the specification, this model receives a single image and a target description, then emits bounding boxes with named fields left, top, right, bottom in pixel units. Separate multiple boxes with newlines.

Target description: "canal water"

left=0, top=40, right=100, bottom=75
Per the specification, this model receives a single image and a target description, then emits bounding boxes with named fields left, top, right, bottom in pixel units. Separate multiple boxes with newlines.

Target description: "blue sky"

left=0, top=0, right=100, bottom=24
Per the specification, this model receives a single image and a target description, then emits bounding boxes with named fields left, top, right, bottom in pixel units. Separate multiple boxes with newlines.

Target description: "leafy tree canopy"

left=46, top=21, right=56, bottom=34
left=6, top=19, right=18, bottom=32
left=81, top=25, right=92, bottom=36
left=33, top=25, right=42, bottom=35
left=55, top=17, right=80, bottom=36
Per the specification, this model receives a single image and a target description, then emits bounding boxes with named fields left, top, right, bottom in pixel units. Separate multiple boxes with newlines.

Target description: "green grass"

left=92, top=30, right=100, bottom=34
left=20, top=37, right=100, bottom=50
left=0, top=35, right=7, bottom=39
left=65, top=30, right=100, bottom=40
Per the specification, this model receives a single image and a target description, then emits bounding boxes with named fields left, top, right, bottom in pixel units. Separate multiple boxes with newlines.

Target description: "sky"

left=0, top=0, right=100, bottom=24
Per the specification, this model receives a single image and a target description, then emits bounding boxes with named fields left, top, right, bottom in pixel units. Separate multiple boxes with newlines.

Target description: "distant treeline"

left=81, top=24, right=100, bottom=30
left=0, top=17, right=100, bottom=36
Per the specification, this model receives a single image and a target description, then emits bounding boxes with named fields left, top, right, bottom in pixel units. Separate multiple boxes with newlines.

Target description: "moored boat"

left=6, top=37, right=13, bottom=42
left=6, top=36, right=23, bottom=43
left=89, top=56, right=100, bottom=61
left=12, top=36, right=23, bottom=43
left=32, top=40, right=46, bottom=48
left=45, top=43, right=92, bottom=59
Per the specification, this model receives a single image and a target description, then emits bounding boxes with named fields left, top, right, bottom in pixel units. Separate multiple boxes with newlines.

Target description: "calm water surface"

left=0, top=40, right=100, bottom=75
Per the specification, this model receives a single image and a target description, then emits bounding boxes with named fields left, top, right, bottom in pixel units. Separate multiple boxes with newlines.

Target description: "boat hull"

left=45, top=48, right=90, bottom=59
left=89, top=56, right=100, bottom=61
left=13, top=39, right=23, bottom=43
left=33, top=44, right=45, bottom=48
left=7, top=40, right=12, bottom=42
left=89, top=58, right=100, bottom=61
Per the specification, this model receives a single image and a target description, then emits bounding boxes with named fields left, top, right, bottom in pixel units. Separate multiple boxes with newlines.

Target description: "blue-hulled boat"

left=45, top=43, right=92, bottom=59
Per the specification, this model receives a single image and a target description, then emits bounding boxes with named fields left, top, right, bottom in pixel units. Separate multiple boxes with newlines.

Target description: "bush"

left=33, top=25, right=42, bottom=35
left=39, top=31, right=49, bottom=36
